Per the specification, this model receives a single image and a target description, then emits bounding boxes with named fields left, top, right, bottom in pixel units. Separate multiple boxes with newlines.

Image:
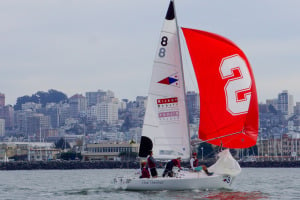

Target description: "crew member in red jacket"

left=190, top=152, right=213, bottom=176
left=162, top=157, right=182, bottom=177
left=140, top=161, right=150, bottom=178
left=147, top=150, right=158, bottom=178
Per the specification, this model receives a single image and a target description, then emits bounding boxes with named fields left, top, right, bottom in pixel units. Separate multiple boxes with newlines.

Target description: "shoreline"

left=1, top=160, right=300, bottom=170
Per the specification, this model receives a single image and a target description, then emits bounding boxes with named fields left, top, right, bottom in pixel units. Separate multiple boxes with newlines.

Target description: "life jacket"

left=147, top=156, right=156, bottom=168
left=193, top=158, right=199, bottom=167
left=171, top=159, right=182, bottom=169
left=141, top=167, right=150, bottom=178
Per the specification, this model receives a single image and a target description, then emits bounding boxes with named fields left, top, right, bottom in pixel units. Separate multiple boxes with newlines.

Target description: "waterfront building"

left=257, top=133, right=300, bottom=161
left=0, top=142, right=59, bottom=161
left=82, top=142, right=139, bottom=161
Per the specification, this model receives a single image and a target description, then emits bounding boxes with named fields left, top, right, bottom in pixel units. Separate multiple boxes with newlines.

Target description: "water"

left=0, top=168, right=299, bottom=200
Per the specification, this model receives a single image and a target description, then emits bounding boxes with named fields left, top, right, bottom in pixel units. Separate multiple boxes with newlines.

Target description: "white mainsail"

left=139, top=1, right=190, bottom=160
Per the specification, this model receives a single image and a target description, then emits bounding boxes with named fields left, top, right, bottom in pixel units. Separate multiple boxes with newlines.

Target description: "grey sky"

left=1, top=0, right=300, bottom=105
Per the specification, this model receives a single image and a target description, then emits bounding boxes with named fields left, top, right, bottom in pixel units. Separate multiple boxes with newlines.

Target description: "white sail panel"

left=139, top=1, right=190, bottom=160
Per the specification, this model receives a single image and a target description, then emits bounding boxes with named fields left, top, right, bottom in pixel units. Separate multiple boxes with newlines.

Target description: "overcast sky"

left=1, top=0, right=300, bottom=105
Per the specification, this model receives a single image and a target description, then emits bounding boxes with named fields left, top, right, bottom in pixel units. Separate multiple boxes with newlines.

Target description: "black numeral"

left=161, top=36, right=168, bottom=46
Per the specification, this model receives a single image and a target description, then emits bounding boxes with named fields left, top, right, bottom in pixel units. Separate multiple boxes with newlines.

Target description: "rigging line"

left=195, top=132, right=243, bottom=160
left=192, top=131, right=243, bottom=146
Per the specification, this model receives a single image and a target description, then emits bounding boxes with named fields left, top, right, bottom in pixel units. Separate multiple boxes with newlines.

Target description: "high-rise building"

left=69, top=94, right=87, bottom=118
left=186, top=91, right=200, bottom=119
left=21, top=102, right=42, bottom=111
left=0, top=119, right=5, bottom=136
left=266, top=99, right=278, bottom=110
left=26, top=113, right=50, bottom=139
left=45, top=103, right=59, bottom=128
left=3, top=105, right=14, bottom=129
left=86, top=90, right=115, bottom=107
left=58, top=103, right=70, bottom=126
left=0, top=93, right=5, bottom=107
left=95, top=98, right=119, bottom=124
left=294, top=102, right=300, bottom=115
left=278, top=90, right=294, bottom=116
left=14, top=110, right=34, bottom=135
left=136, top=96, right=147, bottom=110
left=86, top=90, right=102, bottom=107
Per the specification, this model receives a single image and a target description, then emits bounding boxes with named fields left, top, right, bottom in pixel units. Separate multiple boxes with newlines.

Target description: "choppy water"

left=0, top=168, right=299, bottom=200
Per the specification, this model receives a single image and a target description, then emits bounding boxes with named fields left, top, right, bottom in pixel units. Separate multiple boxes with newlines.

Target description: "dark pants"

left=162, top=161, right=174, bottom=177
left=150, top=168, right=158, bottom=177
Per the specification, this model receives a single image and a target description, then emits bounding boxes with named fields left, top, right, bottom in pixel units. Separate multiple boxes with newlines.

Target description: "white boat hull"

left=113, top=171, right=234, bottom=191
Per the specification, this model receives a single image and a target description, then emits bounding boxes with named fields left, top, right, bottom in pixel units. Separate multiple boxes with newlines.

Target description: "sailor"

left=140, top=161, right=150, bottom=178
left=162, top=157, right=182, bottom=177
left=147, top=150, right=158, bottom=178
left=190, top=152, right=213, bottom=176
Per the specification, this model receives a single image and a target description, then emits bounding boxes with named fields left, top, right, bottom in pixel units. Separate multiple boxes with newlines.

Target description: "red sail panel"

left=182, top=28, right=258, bottom=148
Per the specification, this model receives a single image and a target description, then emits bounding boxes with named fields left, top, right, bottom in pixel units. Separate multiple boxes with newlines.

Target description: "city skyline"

left=1, top=1, right=300, bottom=105
left=0, top=88, right=297, bottom=107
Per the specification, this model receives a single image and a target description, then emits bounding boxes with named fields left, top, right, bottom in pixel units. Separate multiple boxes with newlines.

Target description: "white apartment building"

left=95, top=99, right=119, bottom=124
left=21, top=102, right=42, bottom=111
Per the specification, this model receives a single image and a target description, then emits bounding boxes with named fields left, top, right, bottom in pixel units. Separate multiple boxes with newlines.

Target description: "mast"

left=40, top=125, right=42, bottom=161
left=172, top=0, right=191, bottom=159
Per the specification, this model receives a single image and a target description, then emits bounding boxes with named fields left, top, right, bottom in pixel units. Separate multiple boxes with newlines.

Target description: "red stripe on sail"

left=182, top=27, right=258, bottom=148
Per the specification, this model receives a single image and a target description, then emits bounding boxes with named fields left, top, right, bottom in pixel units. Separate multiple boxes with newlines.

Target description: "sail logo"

left=158, top=111, right=179, bottom=118
left=157, top=97, right=178, bottom=105
left=157, top=73, right=179, bottom=87
left=157, top=97, right=179, bottom=122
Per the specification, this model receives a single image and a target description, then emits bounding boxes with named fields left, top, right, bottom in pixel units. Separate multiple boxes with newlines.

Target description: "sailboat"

left=114, top=0, right=258, bottom=190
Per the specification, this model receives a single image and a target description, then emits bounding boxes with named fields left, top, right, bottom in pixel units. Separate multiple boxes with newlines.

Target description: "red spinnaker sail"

left=182, top=28, right=258, bottom=148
